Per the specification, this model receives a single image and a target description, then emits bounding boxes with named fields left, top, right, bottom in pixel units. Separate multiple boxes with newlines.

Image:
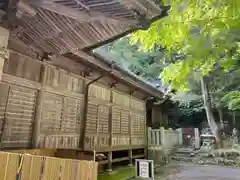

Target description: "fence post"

left=148, top=127, right=151, bottom=146
left=156, top=129, right=160, bottom=146
left=176, top=128, right=183, bottom=145
left=160, top=127, right=165, bottom=148
left=152, top=130, right=156, bottom=146
left=194, top=128, right=200, bottom=149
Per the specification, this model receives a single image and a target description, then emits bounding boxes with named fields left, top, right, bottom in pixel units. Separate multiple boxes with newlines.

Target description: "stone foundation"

left=148, top=148, right=172, bottom=165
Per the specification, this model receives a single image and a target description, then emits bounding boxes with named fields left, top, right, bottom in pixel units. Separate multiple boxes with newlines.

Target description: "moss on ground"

left=98, top=167, right=135, bottom=180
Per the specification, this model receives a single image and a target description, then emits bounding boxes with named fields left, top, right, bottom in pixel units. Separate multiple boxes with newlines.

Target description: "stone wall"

left=148, top=127, right=182, bottom=149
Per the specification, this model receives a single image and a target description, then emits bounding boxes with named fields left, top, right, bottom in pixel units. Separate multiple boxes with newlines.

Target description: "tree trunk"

left=232, top=112, right=236, bottom=126
left=200, top=76, right=222, bottom=148
left=217, top=108, right=224, bottom=128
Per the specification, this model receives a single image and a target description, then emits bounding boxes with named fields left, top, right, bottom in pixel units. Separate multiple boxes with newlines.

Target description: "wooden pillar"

left=107, top=87, right=113, bottom=173
left=107, top=151, right=112, bottom=173
left=128, top=95, right=133, bottom=166
left=109, top=88, right=113, bottom=148
left=0, top=26, right=9, bottom=81
left=32, top=62, right=46, bottom=148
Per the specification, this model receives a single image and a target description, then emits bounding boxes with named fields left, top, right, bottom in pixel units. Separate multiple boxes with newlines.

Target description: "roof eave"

left=83, top=5, right=169, bottom=51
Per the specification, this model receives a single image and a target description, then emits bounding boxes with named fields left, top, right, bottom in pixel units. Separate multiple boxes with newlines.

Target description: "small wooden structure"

left=0, top=0, right=168, bottom=171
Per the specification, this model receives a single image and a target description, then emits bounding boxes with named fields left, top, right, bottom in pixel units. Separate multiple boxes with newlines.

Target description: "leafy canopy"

left=132, top=0, right=240, bottom=91
left=98, top=37, right=167, bottom=82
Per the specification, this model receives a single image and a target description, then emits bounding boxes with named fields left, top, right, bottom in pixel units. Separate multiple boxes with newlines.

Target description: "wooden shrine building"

left=0, top=0, right=169, bottom=170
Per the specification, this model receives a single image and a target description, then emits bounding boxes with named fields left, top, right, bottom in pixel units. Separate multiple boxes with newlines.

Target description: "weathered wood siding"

left=85, top=85, right=146, bottom=150
left=1, top=51, right=84, bottom=149
left=39, top=65, right=84, bottom=149
left=131, top=97, right=146, bottom=146
left=0, top=48, right=147, bottom=151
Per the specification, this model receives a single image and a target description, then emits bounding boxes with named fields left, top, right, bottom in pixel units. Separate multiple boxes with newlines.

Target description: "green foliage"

left=132, top=0, right=240, bottom=91
left=98, top=37, right=167, bottom=82
left=221, top=91, right=240, bottom=111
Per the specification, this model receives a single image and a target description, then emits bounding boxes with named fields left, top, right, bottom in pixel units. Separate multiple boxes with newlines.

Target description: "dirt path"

left=155, top=163, right=240, bottom=180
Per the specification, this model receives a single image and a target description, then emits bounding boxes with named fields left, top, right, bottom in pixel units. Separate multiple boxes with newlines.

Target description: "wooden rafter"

left=23, top=0, right=137, bottom=25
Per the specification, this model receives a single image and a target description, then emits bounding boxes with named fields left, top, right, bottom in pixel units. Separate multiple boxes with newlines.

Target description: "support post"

left=194, top=128, right=200, bottom=149
left=32, top=62, right=46, bottom=148
left=108, top=87, right=113, bottom=149
left=128, top=149, right=133, bottom=166
left=128, top=94, right=132, bottom=166
left=148, top=127, right=151, bottom=146
left=0, top=26, right=9, bottom=81
left=107, top=151, right=112, bottom=173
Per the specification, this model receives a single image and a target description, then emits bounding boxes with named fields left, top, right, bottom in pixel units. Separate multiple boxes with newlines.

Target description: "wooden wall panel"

left=112, top=91, right=130, bottom=107
left=39, top=92, right=82, bottom=149
left=2, top=85, right=37, bottom=148
left=3, top=51, right=42, bottom=82
left=85, top=103, right=110, bottom=150
left=112, top=107, right=121, bottom=134
left=89, top=84, right=110, bottom=102
left=44, top=65, right=84, bottom=94
left=0, top=83, right=10, bottom=147
left=131, top=112, right=146, bottom=146
left=131, top=97, right=145, bottom=111
left=41, top=92, right=62, bottom=134
left=111, top=106, right=130, bottom=148
left=86, top=103, right=98, bottom=133
left=98, top=105, right=109, bottom=133
left=62, top=98, right=82, bottom=133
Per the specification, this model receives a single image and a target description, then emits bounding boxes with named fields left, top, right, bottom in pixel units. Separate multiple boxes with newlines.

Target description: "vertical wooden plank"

left=0, top=83, right=10, bottom=149
left=148, top=127, right=151, bottom=146
left=29, top=156, right=43, bottom=180
left=156, top=129, right=160, bottom=146
left=128, top=95, right=133, bottom=165
left=61, top=159, right=75, bottom=180
left=108, top=88, right=113, bottom=148
left=5, top=153, right=19, bottom=180
left=42, top=157, right=61, bottom=180
left=152, top=130, right=156, bottom=146
left=0, top=152, right=8, bottom=179
left=21, top=155, right=32, bottom=180
left=79, top=161, right=88, bottom=180
left=91, top=162, right=98, bottom=180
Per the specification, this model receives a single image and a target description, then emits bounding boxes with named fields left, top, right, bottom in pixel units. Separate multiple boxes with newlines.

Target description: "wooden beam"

left=26, top=0, right=136, bottom=25
left=32, top=60, right=46, bottom=148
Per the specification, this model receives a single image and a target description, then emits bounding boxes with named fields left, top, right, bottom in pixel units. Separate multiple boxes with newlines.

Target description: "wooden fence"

left=148, top=127, right=182, bottom=149
left=0, top=151, right=98, bottom=180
